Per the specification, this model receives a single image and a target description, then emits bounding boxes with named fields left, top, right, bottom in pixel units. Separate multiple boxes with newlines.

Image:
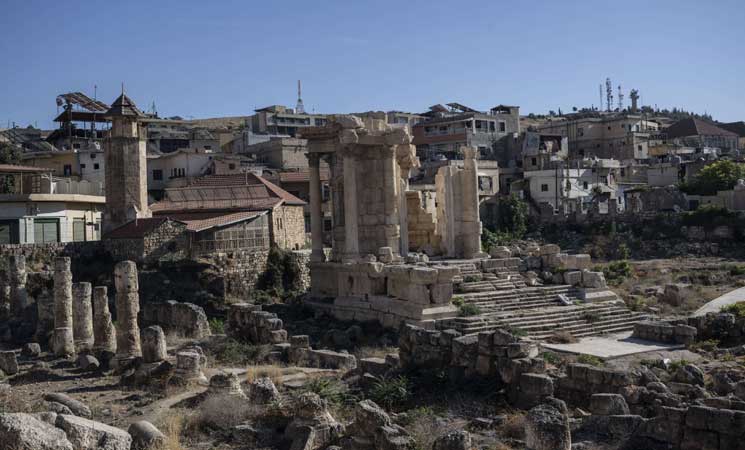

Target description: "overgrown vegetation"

left=214, top=339, right=269, bottom=365
left=208, top=318, right=225, bottom=334
left=457, top=303, right=482, bottom=317
left=481, top=194, right=528, bottom=251
left=722, top=301, right=745, bottom=319
left=576, top=354, right=604, bottom=367
left=303, top=377, right=355, bottom=405
left=255, top=246, right=304, bottom=301
left=368, top=375, right=411, bottom=410
left=600, top=260, right=633, bottom=285
left=679, top=160, right=745, bottom=196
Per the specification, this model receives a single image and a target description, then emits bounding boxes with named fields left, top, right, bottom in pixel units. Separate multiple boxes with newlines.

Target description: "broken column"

left=92, top=286, right=116, bottom=355
left=72, top=282, right=94, bottom=352
left=53, top=257, right=75, bottom=357
left=308, top=153, right=325, bottom=263
left=141, top=325, right=167, bottom=363
left=8, top=255, right=28, bottom=317
left=171, top=351, right=207, bottom=384
left=114, top=261, right=142, bottom=366
left=435, top=146, right=485, bottom=259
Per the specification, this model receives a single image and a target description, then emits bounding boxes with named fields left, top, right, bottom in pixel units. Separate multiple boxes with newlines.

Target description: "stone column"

left=35, top=291, right=55, bottom=345
left=72, top=282, right=94, bottom=352
left=53, top=257, right=75, bottom=356
left=9, top=255, right=28, bottom=317
left=342, top=149, right=359, bottom=262
left=308, top=153, right=325, bottom=263
left=141, top=325, right=167, bottom=363
left=114, top=261, right=142, bottom=364
left=461, top=147, right=483, bottom=259
left=171, top=351, right=207, bottom=384
left=92, top=286, right=116, bottom=355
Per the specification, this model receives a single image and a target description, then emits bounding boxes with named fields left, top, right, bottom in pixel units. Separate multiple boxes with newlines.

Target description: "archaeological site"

left=2, top=5, right=745, bottom=449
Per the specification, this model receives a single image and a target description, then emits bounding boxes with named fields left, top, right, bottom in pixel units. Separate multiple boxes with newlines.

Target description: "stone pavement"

left=693, top=285, right=745, bottom=317
left=542, top=331, right=684, bottom=359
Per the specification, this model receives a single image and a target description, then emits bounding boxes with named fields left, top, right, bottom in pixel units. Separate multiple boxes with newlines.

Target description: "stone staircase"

left=441, top=300, right=645, bottom=339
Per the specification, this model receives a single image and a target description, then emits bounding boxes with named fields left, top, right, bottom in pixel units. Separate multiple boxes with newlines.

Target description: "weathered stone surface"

left=563, top=271, right=582, bottom=286
left=589, top=394, right=630, bottom=415
left=285, top=392, right=344, bottom=450
left=525, top=403, right=570, bottom=450
left=0, top=351, right=18, bottom=375
left=0, top=412, right=73, bottom=450
left=141, top=301, right=211, bottom=339
left=55, top=414, right=132, bottom=450
left=53, top=257, right=74, bottom=357
left=581, top=271, right=607, bottom=289
left=114, top=261, right=142, bottom=364
left=248, top=376, right=280, bottom=404
left=141, top=325, right=167, bottom=363
left=128, top=420, right=166, bottom=450
left=661, top=283, right=693, bottom=306
left=43, top=393, right=92, bottom=418
left=432, top=430, right=472, bottom=450
left=72, top=282, right=94, bottom=352
left=171, top=351, right=207, bottom=384
left=92, top=286, right=116, bottom=355
left=21, top=342, right=41, bottom=357
left=76, top=354, right=100, bottom=372
left=674, top=364, right=705, bottom=386
left=209, top=370, right=246, bottom=398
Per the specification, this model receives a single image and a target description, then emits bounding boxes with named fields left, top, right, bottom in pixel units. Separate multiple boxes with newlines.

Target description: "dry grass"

left=194, top=394, right=259, bottom=430
left=493, top=443, right=514, bottom=450
left=404, top=409, right=463, bottom=450
left=498, top=413, right=526, bottom=440
left=546, top=330, right=578, bottom=344
left=353, top=346, right=397, bottom=360
left=160, top=412, right=188, bottom=450
left=0, top=386, right=44, bottom=414
left=246, top=364, right=284, bottom=386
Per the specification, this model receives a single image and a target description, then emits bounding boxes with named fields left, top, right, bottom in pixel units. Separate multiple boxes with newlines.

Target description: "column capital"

left=306, top=152, right=321, bottom=167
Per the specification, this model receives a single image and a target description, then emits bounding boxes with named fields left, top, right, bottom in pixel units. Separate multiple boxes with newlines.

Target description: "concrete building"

left=537, top=113, right=659, bottom=162
left=413, top=103, right=520, bottom=161
left=716, top=121, right=745, bottom=150
left=0, top=164, right=104, bottom=244
left=23, top=146, right=106, bottom=184
left=241, top=137, right=309, bottom=170
left=251, top=105, right=328, bottom=137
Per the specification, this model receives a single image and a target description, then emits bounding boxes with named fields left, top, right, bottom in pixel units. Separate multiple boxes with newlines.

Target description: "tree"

left=0, top=142, right=20, bottom=165
left=679, top=160, right=745, bottom=196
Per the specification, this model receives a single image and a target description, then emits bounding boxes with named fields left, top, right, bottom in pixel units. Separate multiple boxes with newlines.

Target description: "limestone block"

left=489, top=246, right=512, bottom=259
left=430, top=283, right=453, bottom=304
left=525, top=403, right=570, bottom=450
left=141, top=326, right=167, bottom=363
left=434, top=266, right=460, bottom=283
left=377, top=247, right=394, bottom=264
left=55, top=414, right=132, bottom=450
left=563, top=271, right=582, bottom=286
left=0, top=413, right=73, bottom=450
left=589, top=393, right=630, bottom=415
left=582, top=270, right=607, bottom=289
left=0, top=351, right=18, bottom=375
left=539, top=244, right=561, bottom=256
left=409, top=267, right=438, bottom=284
left=128, top=421, right=166, bottom=450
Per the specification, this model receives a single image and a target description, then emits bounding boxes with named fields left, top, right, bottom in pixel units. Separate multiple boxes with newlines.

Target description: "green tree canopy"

left=680, top=160, right=745, bottom=195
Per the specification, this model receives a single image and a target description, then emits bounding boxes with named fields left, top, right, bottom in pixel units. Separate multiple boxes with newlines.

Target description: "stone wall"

left=556, top=363, right=641, bottom=407
left=141, top=300, right=211, bottom=339
left=287, top=335, right=357, bottom=371
left=406, top=191, right=439, bottom=253
left=201, top=250, right=270, bottom=299
left=632, top=320, right=697, bottom=345
left=226, top=303, right=287, bottom=344
left=688, top=312, right=745, bottom=347
left=272, top=205, right=307, bottom=251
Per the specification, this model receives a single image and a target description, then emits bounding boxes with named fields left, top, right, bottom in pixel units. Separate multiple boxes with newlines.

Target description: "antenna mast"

left=605, top=78, right=613, bottom=112
left=598, top=84, right=603, bottom=111
left=617, top=84, right=624, bottom=111
left=295, top=80, right=305, bottom=114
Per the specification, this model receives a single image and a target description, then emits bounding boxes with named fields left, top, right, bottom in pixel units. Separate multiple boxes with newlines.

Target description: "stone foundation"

left=226, top=303, right=287, bottom=344
left=141, top=301, right=211, bottom=339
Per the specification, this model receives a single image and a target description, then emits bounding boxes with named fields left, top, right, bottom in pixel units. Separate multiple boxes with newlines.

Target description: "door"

left=72, top=218, right=86, bottom=242
left=33, top=219, right=59, bottom=243
left=0, top=220, right=18, bottom=244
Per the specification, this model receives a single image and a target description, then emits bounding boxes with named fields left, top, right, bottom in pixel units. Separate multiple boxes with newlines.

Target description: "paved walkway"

left=542, top=331, right=684, bottom=359
left=693, top=286, right=745, bottom=317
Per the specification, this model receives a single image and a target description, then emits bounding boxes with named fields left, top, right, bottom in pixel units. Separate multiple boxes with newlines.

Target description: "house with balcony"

left=0, top=164, right=105, bottom=244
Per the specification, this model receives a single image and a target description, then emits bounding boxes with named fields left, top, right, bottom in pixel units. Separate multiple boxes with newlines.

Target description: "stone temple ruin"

left=300, top=116, right=638, bottom=338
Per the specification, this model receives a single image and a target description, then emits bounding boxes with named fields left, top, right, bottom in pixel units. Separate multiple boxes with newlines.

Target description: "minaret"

left=295, top=80, right=305, bottom=114
left=103, top=90, right=151, bottom=234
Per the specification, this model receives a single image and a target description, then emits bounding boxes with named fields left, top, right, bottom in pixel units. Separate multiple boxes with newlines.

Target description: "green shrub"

left=541, top=351, right=562, bottom=365
left=303, top=377, right=353, bottom=405
left=208, top=318, right=225, bottom=334
left=577, top=354, right=604, bottom=367
left=256, top=247, right=304, bottom=299
left=506, top=326, right=528, bottom=337
left=602, top=260, right=632, bottom=284
left=368, top=375, right=411, bottom=410
left=462, top=275, right=479, bottom=283
left=722, top=302, right=745, bottom=319
left=729, top=265, right=745, bottom=276
left=688, top=339, right=719, bottom=352
left=458, top=304, right=482, bottom=317
left=216, top=339, right=268, bottom=365
left=679, top=160, right=745, bottom=196
left=451, top=296, right=465, bottom=307
left=581, top=311, right=601, bottom=323
left=667, top=359, right=689, bottom=373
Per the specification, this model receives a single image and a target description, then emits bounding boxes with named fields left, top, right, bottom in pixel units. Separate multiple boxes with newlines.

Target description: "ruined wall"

left=406, top=191, right=440, bottom=253
left=141, top=300, right=211, bottom=339
left=271, top=205, right=307, bottom=251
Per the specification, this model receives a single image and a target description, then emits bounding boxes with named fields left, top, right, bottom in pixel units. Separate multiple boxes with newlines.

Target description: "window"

left=90, top=153, right=96, bottom=159
left=80, top=164, right=86, bottom=169
left=541, top=184, right=549, bottom=192
left=578, top=127, right=584, bottom=137
left=153, top=169, right=162, bottom=180
left=33, top=219, right=59, bottom=243
left=63, top=165, right=72, bottom=176
left=204, top=145, right=212, bottom=150
left=620, top=168, right=626, bottom=177
left=73, top=143, right=81, bottom=149
left=637, top=145, right=643, bottom=151
left=583, top=181, right=588, bottom=189
left=93, top=163, right=99, bottom=170
left=72, top=218, right=86, bottom=242
left=229, top=163, right=236, bottom=170
left=489, top=122, right=496, bottom=132
left=531, top=157, right=537, bottom=166
left=499, top=122, right=506, bottom=132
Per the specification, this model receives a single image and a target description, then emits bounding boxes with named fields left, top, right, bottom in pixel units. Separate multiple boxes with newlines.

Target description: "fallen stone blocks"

left=226, top=303, right=287, bottom=345
left=633, top=320, right=697, bottom=345
left=141, top=300, right=211, bottom=339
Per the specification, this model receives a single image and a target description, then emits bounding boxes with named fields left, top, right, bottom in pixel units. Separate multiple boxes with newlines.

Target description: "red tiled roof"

left=106, top=217, right=176, bottom=239
left=149, top=172, right=305, bottom=214
left=665, top=118, right=738, bottom=139
left=167, top=211, right=265, bottom=232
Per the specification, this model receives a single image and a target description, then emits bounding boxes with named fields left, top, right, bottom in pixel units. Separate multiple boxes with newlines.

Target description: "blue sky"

left=1, top=0, right=743, bottom=128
